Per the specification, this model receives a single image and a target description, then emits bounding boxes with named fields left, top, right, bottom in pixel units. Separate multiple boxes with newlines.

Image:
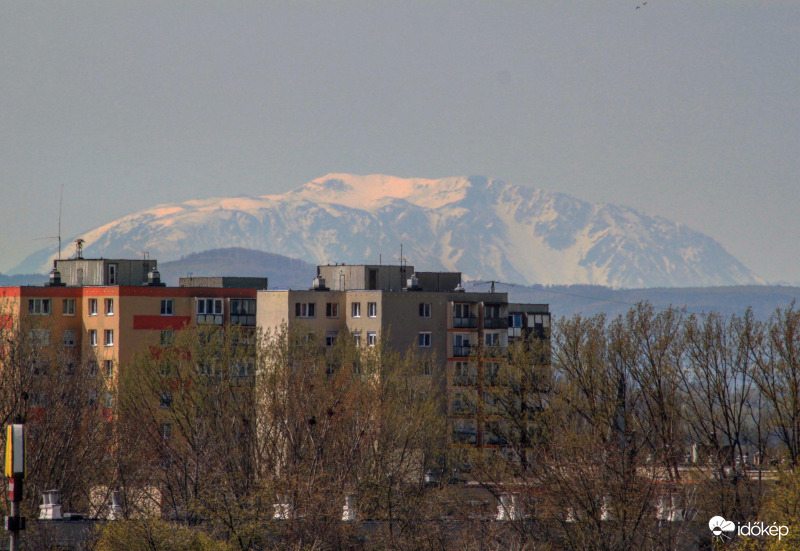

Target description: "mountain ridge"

left=13, top=174, right=760, bottom=288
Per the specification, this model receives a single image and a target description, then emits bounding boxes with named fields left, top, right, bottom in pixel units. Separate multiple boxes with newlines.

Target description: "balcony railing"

left=484, top=318, right=509, bottom=329
left=452, top=345, right=477, bottom=358
left=197, top=314, right=223, bottom=326
left=452, top=431, right=478, bottom=445
left=453, top=375, right=478, bottom=386
left=453, top=401, right=477, bottom=415
left=484, top=346, right=508, bottom=358
left=453, top=317, right=478, bottom=329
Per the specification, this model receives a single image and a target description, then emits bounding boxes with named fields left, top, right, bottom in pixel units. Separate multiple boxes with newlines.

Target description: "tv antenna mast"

left=32, top=185, right=65, bottom=265
left=57, top=184, right=63, bottom=260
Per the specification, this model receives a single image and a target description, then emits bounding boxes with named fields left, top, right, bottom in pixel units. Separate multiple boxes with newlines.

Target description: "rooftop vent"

left=312, top=276, right=327, bottom=291
left=147, top=269, right=165, bottom=287
left=48, top=268, right=65, bottom=287
left=406, top=274, right=420, bottom=291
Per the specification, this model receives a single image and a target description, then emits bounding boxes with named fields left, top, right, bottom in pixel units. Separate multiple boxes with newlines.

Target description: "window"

left=160, top=392, right=173, bottom=409
left=326, top=331, right=338, bottom=347
left=367, top=331, right=377, bottom=347
left=485, top=362, right=500, bottom=386
left=485, top=332, right=500, bottom=347
left=104, top=329, right=114, bottom=346
left=419, top=303, right=431, bottom=318
left=352, top=331, right=361, bottom=347
left=326, top=302, right=339, bottom=318
left=105, top=360, right=113, bottom=378
left=197, top=298, right=223, bottom=325
left=89, top=330, right=97, bottom=347
left=108, top=264, right=117, bottom=285
left=485, top=305, right=500, bottom=319
left=88, top=362, right=97, bottom=377
left=29, top=391, right=48, bottom=407
left=294, top=302, right=316, bottom=318
left=88, top=298, right=98, bottom=316
left=367, top=302, right=377, bottom=318
left=62, top=298, right=76, bottom=316
left=88, top=391, right=97, bottom=407
left=351, top=302, right=361, bottom=318
left=105, top=298, right=114, bottom=315
left=160, top=423, right=172, bottom=440
left=454, top=303, right=470, bottom=319
left=30, top=329, right=50, bottom=347
left=453, top=334, right=471, bottom=357
left=28, top=298, right=51, bottom=315
left=31, top=359, right=48, bottom=376
left=104, top=391, right=114, bottom=409
left=452, top=420, right=478, bottom=444
left=418, top=331, right=431, bottom=347
left=453, top=390, right=477, bottom=415
left=161, top=299, right=174, bottom=316
left=454, top=361, right=477, bottom=386
left=453, top=303, right=476, bottom=328
left=160, top=330, right=174, bottom=347
left=62, top=330, right=77, bottom=347
left=508, top=313, right=523, bottom=338
left=230, top=299, right=256, bottom=326
left=231, top=359, right=252, bottom=378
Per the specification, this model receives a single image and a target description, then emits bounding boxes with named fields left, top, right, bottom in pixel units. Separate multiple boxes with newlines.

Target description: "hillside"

left=157, top=248, right=316, bottom=289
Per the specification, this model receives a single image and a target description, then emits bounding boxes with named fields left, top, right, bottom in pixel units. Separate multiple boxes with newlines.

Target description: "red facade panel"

left=132, top=315, right=191, bottom=330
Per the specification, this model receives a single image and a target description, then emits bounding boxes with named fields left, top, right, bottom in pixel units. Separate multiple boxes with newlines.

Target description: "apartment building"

left=256, top=263, right=550, bottom=448
left=0, top=258, right=265, bottom=405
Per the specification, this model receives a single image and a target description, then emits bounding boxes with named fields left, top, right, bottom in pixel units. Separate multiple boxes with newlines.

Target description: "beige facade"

left=257, top=265, right=551, bottom=448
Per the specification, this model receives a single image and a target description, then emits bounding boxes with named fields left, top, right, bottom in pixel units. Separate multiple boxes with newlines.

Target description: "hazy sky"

left=1, top=2, right=798, bottom=283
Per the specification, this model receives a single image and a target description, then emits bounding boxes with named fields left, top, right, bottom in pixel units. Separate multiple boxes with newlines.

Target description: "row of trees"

left=2, top=303, right=800, bottom=549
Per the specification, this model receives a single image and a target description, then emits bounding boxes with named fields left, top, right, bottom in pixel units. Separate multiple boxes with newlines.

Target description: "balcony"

left=484, top=346, right=508, bottom=358
left=452, top=345, right=477, bottom=358
left=197, top=314, right=223, bottom=326
left=453, top=317, right=478, bottom=329
left=484, top=318, right=509, bottom=329
left=453, top=401, right=477, bottom=415
left=452, top=430, right=478, bottom=445
left=453, top=375, right=478, bottom=386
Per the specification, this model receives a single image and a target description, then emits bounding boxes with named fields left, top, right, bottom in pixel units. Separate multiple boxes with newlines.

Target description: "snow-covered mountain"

left=14, top=174, right=760, bottom=288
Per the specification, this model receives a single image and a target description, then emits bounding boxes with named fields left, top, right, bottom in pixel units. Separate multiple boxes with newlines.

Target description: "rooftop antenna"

left=74, top=238, right=84, bottom=259
left=57, top=184, right=63, bottom=260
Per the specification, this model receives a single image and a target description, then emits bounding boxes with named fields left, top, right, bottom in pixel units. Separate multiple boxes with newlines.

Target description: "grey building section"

left=413, top=271, right=462, bottom=292
left=317, top=264, right=414, bottom=291
left=179, top=276, right=268, bottom=289
left=55, top=259, right=158, bottom=287
left=508, top=303, right=551, bottom=340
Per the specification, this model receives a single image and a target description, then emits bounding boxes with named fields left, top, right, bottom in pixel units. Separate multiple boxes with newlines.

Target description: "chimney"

left=39, top=490, right=63, bottom=520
